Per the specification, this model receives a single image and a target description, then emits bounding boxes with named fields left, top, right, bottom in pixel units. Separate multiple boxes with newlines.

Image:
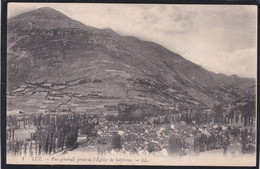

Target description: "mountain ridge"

left=7, top=7, right=256, bottom=80
left=7, top=7, right=255, bottom=109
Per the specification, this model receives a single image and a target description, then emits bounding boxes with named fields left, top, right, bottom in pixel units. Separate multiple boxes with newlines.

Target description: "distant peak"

left=11, top=7, right=70, bottom=20
left=36, top=7, right=58, bottom=11
left=102, top=27, right=116, bottom=34
left=230, top=74, right=239, bottom=78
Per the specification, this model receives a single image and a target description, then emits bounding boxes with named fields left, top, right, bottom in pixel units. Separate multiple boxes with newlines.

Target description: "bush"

left=93, top=79, right=102, bottom=83
left=147, top=143, right=156, bottom=153
left=245, top=144, right=255, bottom=154
left=79, top=79, right=88, bottom=84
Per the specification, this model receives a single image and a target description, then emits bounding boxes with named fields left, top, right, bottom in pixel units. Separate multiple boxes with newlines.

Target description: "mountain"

left=7, top=7, right=255, bottom=110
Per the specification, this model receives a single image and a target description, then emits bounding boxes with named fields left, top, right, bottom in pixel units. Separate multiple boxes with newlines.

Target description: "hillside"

left=7, top=7, right=255, bottom=111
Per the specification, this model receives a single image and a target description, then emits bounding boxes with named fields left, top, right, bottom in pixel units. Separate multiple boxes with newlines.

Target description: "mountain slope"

left=7, top=7, right=255, bottom=109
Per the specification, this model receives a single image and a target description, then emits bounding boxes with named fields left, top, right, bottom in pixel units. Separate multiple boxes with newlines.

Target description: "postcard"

left=5, top=3, right=257, bottom=166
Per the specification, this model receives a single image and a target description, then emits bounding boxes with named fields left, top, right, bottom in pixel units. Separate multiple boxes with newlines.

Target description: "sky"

left=8, top=3, right=257, bottom=78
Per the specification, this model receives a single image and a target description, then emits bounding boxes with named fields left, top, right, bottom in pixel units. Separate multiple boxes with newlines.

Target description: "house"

left=42, top=83, right=53, bottom=88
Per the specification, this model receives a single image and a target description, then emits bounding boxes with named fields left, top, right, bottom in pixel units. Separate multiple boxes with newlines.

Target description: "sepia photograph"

left=5, top=3, right=257, bottom=166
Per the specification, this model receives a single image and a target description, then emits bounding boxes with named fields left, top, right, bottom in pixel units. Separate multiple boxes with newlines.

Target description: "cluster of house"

left=80, top=120, right=208, bottom=154
left=74, top=108, right=253, bottom=156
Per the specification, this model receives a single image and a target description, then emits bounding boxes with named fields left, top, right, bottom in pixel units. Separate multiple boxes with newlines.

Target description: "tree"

left=147, top=142, right=157, bottom=153
left=231, top=127, right=240, bottom=137
left=132, top=109, right=144, bottom=121
left=65, top=114, right=80, bottom=149
left=241, top=129, right=248, bottom=153
left=240, top=128, right=255, bottom=154
left=65, top=127, right=79, bottom=148
left=240, top=100, right=255, bottom=126
left=213, top=104, right=223, bottom=123
left=111, top=133, right=122, bottom=149
left=168, top=135, right=183, bottom=155
left=106, top=115, right=116, bottom=121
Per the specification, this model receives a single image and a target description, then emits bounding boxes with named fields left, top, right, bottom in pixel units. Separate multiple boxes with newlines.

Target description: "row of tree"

left=7, top=112, right=98, bottom=156
left=115, top=98, right=255, bottom=127
left=213, top=100, right=255, bottom=126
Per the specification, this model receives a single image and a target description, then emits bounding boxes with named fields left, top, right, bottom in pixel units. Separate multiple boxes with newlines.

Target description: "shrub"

left=79, top=79, right=88, bottom=84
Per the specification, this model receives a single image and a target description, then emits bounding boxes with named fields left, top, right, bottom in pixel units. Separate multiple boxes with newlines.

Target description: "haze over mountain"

left=7, top=7, right=255, bottom=109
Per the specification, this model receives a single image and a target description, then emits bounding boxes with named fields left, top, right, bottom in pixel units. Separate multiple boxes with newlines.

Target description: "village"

left=6, top=100, right=256, bottom=157
left=77, top=110, right=255, bottom=156
left=6, top=78, right=256, bottom=157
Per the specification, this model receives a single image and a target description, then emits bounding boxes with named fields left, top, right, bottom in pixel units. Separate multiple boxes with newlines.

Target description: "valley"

left=6, top=7, right=256, bottom=161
